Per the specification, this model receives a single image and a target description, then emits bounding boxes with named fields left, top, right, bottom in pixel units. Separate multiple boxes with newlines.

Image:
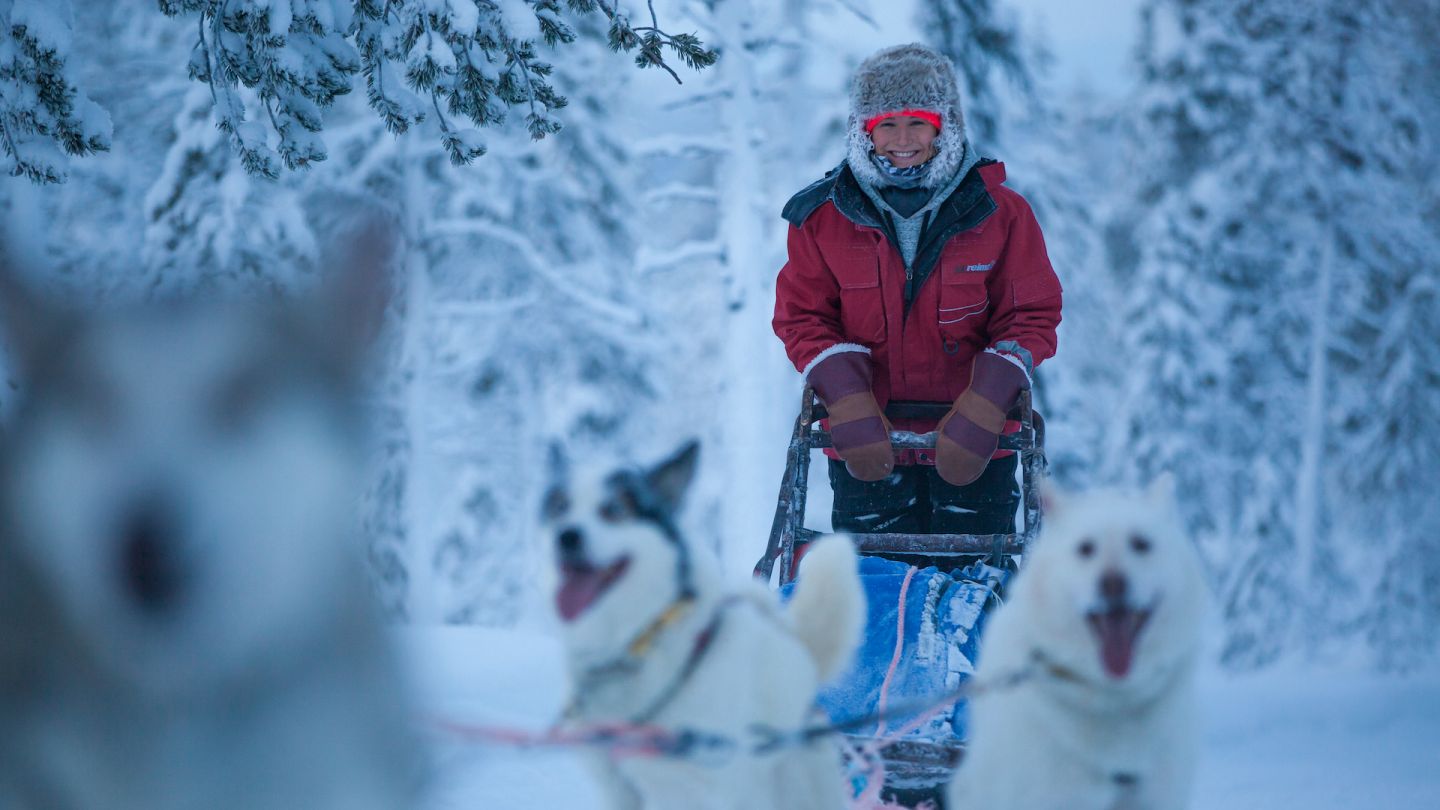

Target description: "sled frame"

left=753, top=386, right=1046, bottom=587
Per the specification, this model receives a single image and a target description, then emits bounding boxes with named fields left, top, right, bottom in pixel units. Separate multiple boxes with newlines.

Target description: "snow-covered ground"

left=401, top=627, right=1440, bottom=809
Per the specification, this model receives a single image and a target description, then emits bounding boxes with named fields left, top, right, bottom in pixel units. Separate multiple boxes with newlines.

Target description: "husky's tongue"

left=1089, top=608, right=1151, bottom=679
left=557, top=558, right=630, bottom=623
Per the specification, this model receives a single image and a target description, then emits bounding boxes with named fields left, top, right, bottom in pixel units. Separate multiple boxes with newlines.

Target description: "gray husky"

left=0, top=232, right=414, bottom=810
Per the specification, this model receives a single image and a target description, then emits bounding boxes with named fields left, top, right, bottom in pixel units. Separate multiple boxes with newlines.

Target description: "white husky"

left=542, top=441, right=866, bottom=810
left=0, top=235, right=414, bottom=810
left=948, top=478, right=1208, bottom=810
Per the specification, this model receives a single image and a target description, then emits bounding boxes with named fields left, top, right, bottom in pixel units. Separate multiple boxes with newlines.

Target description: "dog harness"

left=630, top=597, right=738, bottom=725
left=1026, top=648, right=1153, bottom=801
left=564, top=596, right=741, bottom=726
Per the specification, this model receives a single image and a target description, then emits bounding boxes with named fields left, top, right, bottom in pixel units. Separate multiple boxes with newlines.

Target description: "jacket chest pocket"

left=828, top=246, right=887, bottom=344
left=938, top=269, right=990, bottom=347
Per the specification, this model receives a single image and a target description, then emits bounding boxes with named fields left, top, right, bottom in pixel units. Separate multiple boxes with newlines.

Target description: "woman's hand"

left=935, top=351, right=1029, bottom=486
left=808, top=351, right=896, bottom=482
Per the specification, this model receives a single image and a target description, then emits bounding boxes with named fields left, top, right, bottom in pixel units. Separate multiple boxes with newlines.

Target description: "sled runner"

left=756, top=386, right=1046, bottom=804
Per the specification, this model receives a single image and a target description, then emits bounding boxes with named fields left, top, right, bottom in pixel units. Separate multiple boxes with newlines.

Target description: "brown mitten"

left=935, top=351, right=1030, bottom=486
left=808, top=351, right=895, bottom=482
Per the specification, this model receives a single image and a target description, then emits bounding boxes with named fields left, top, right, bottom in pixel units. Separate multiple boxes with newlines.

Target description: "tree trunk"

left=1293, top=219, right=1333, bottom=638
left=714, top=0, right=787, bottom=572
left=400, top=144, right=442, bottom=623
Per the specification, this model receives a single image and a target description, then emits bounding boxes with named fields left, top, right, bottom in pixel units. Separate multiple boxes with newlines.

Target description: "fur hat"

left=847, top=43, right=968, bottom=189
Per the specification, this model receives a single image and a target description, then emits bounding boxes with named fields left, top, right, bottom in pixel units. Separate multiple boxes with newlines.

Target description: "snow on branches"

left=0, top=0, right=112, bottom=183
left=158, top=0, right=717, bottom=172
left=159, top=0, right=358, bottom=177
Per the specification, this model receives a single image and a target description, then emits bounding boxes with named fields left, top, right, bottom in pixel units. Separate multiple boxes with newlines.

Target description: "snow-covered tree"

left=1115, top=0, right=1440, bottom=667
left=1321, top=0, right=1440, bottom=668
left=306, top=13, right=675, bottom=623
left=155, top=0, right=716, bottom=174
left=5, top=2, right=193, bottom=289
left=142, top=86, right=319, bottom=293
left=0, top=0, right=111, bottom=183
left=916, top=0, right=1044, bottom=147
left=12, top=1, right=314, bottom=297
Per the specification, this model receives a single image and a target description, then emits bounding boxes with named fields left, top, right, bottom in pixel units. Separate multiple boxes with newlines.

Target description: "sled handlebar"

left=807, top=430, right=941, bottom=451
left=808, top=429, right=1032, bottom=453
left=806, top=399, right=1043, bottom=453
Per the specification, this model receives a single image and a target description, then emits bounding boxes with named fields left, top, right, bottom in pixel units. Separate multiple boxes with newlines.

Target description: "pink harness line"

left=848, top=564, right=940, bottom=809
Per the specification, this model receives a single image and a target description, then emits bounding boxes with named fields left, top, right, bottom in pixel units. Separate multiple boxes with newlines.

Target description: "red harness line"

left=430, top=716, right=737, bottom=762
left=429, top=568, right=1034, bottom=786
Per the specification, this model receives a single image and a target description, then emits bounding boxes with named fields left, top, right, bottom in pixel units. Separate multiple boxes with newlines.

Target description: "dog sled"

left=754, top=386, right=1046, bottom=806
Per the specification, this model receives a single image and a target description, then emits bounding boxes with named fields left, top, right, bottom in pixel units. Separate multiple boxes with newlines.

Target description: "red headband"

left=864, top=109, right=943, bottom=134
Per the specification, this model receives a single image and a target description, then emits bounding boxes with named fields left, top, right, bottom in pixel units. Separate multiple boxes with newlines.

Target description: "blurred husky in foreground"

left=949, top=478, right=1208, bottom=810
left=0, top=228, right=414, bottom=810
left=542, top=441, right=866, bottom=810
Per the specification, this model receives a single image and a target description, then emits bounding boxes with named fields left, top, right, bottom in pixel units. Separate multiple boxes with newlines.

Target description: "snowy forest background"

left=2, top=0, right=1437, bottom=671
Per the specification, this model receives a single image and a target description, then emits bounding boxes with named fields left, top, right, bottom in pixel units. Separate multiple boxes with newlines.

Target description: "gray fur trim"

left=846, top=43, right=967, bottom=190
left=855, top=143, right=977, bottom=269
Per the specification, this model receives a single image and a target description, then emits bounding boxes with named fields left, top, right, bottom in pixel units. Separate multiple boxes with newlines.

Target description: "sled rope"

left=432, top=718, right=738, bottom=764
left=748, top=659, right=1038, bottom=756
left=433, top=659, right=1039, bottom=764
left=873, top=565, right=918, bottom=737
left=437, top=568, right=1040, bottom=765
left=841, top=564, right=920, bottom=806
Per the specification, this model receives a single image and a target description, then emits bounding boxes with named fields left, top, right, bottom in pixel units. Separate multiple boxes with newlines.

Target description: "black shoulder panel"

left=781, top=166, right=842, bottom=227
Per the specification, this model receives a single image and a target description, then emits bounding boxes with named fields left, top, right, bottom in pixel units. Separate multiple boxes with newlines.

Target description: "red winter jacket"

left=772, top=160, right=1062, bottom=465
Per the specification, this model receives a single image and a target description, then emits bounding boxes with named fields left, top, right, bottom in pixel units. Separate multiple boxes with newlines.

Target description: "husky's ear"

left=546, top=440, right=569, bottom=484
left=0, top=251, right=65, bottom=380
left=541, top=440, right=570, bottom=521
left=308, top=210, right=398, bottom=370
left=1147, top=472, right=1177, bottom=509
left=1038, top=477, right=1066, bottom=518
left=645, top=440, right=700, bottom=516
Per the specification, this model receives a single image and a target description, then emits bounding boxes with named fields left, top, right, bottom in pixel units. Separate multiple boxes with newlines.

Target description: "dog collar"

left=564, top=597, right=738, bottom=726
left=627, top=597, right=697, bottom=659
left=629, top=597, right=738, bottom=725
left=1028, top=648, right=1089, bottom=686
left=564, top=595, right=698, bottom=719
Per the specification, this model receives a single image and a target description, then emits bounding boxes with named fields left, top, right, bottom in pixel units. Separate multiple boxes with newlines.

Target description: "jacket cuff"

left=986, top=341, right=1034, bottom=386
left=801, top=343, right=872, bottom=381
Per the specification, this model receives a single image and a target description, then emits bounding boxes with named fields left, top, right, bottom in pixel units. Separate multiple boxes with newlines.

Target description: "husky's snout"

left=1099, top=568, right=1127, bottom=609
left=556, top=526, right=585, bottom=559
left=552, top=524, right=631, bottom=623
left=117, top=498, right=188, bottom=615
left=1087, top=567, right=1153, bottom=680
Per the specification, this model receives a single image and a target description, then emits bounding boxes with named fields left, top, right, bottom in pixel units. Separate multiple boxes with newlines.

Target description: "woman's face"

left=869, top=115, right=939, bottom=168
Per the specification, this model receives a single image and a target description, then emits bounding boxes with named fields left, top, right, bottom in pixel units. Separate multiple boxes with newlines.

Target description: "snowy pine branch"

left=0, top=0, right=112, bottom=184
left=155, top=0, right=715, bottom=173
left=159, top=0, right=361, bottom=176
left=588, top=0, right=716, bottom=82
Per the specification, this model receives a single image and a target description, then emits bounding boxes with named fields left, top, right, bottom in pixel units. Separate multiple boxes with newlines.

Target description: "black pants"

left=829, top=454, right=1020, bottom=537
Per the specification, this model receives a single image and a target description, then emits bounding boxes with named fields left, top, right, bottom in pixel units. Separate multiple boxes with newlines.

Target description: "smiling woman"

left=868, top=114, right=941, bottom=168
left=772, top=42, right=1064, bottom=545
